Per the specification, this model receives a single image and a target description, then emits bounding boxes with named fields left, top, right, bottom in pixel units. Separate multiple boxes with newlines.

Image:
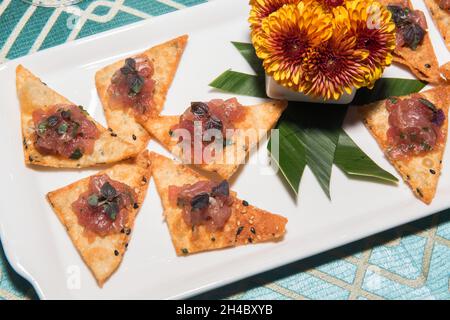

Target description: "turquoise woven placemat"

left=1, top=0, right=449, bottom=300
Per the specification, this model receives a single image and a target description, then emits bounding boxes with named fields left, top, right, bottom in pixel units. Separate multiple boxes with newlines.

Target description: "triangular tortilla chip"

left=149, top=152, right=287, bottom=255
left=359, top=86, right=450, bottom=204
left=379, top=0, right=443, bottom=84
left=95, top=35, right=188, bottom=150
left=144, top=100, right=287, bottom=179
left=424, top=0, right=450, bottom=51
left=17, top=65, right=138, bottom=168
left=440, top=62, right=450, bottom=81
left=47, top=151, right=152, bottom=286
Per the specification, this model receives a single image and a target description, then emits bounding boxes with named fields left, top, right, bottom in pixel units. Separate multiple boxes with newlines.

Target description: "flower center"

left=281, top=34, right=309, bottom=60
left=323, top=0, right=344, bottom=7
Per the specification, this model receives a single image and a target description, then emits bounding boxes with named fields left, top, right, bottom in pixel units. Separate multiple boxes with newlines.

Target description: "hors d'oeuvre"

left=95, top=35, right=188, bottom=151
left=380, top=0, right=443, bottom=83
left=47, top=151, right=151, bottom=286
left=16, top=65, right=138, bottom=168
left=424, top=0, right=450, bottom=51
left=144, top=98, right=287, bottom=179
left=359, top=86, right=450, bottom=204
left=149, top=152, right=287, bottom=255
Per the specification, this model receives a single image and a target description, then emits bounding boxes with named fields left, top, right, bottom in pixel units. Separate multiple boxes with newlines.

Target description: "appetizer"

left=144, top=98, right=287, bottom=179
left=149, top=152, right=287, bottom=255
left=16, top=65, right=138, bottom=168
left=360, top=86, right=450, bottom=204
left=47, top=151, right=151, bottom=286
left=424, top=0, right=450, bottom=51
left=95, top=35, right=188, bottom=150
left=380, top=0, right=442, bottom=83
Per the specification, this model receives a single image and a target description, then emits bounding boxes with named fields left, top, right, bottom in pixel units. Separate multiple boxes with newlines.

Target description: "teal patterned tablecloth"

left=0, top=0, right=449, bottom=300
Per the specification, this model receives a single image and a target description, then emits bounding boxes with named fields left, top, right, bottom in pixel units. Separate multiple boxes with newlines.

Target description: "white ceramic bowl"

left=265, top=75, right=357, bottom=104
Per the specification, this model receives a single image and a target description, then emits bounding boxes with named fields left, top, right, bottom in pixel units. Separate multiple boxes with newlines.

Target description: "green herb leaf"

left=71, top=122, right=80, bottom=138
left=353, top=78, right=426, bottom=105
left=130, top=75, right=144, bottom=95
left=37, top=121, right=47, bottom=134
left=87, top=194, right=99, bottom=207
left=209, top=70, right=266, bottom=98
left=231, top=42, right=265, bottom=75
left=335, top=130, right=398, bottom=183
left=69, top=148, right=83, bottom=160
left=103, top=202, right=119, bottom=221
left=418, top=98, right=437, bottom=112
left=101, top=182, right=117, bottom=201
left=57, top=123, right=68, bottom=135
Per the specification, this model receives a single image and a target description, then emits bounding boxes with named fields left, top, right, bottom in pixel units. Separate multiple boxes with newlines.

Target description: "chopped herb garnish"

left=69, top=149, right=83, bottom=160
left=87, top=194, right=99, bottom=207
left=57, top=123, right=68, bottom=135
left=61, top=110, right=71, bottom=120
left=419, top=98, right=437, bottom=112
left=47, top=115, right=59, bottom=127
left=388, top=97, right=398, bottom=104
left=103, top=201, right=119, bottom=221
left=191, top=193, right=210, bottom=210
left=37, top=122, right=47, bottom=134
left=129, top=75, right=144, bottom=95
left=78, top=105, right=89, bottom=115
left=71, top=122, right=80, bottom=138
left=101, top=182, right=117, bottom=201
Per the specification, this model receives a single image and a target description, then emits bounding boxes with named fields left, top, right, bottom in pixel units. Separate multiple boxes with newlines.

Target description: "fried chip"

left=47, top=151, right=152, bottom=286
left=149, top=152, right=287, bottom=255
left=16, top=65, right=138, bottom=168
left=359, top=86, right=450, bottom=204
left=95, top=35, right=188, bottom=150
left=424, top=0, right=450, bottom=51
left=144, top=100, right=287, bottom=179
left=379, top=0, right=443, bottom=84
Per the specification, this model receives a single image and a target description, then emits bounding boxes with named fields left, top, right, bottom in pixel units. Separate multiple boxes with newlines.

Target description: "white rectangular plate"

left=0, top=0, right=449, bottom=299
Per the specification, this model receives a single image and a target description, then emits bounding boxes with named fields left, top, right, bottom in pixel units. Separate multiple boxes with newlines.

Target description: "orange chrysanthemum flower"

left=301, top=22, right=370, bottom=99
left=254, top=3, right=333, bottom=90
left=302, top=0, right=348, bottom=13
left=335, top=0, right=396, bottom=87
left=249, top=0, right=300, bottom=37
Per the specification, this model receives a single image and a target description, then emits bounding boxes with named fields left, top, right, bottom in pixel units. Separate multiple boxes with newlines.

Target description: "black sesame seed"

left=416, top=188, right=424, bottom=198
left=29, top=156, right=33, bottom=162
left=120, top=228, right=125, bottom=234
left=108, top=128, right=113, bottom=132
left=248, top=237, right=253, bottom=243
left=125, top=243, right=128, bottom=248
left=250, top=227, right=256, bottom=234
left=132, top=134, right=137, bottom=141
left=133, top=203, right=139, bottom=209
left=125, top=228, right=131, bottom=235
left=425, top=64, right=431, bottom=68
left=114, top=250, right=119, bottom=256
left=236, top=226, right=244, bottom=236
left=142, top=177, right=147, bottom=183
left=430, top=169, right=436, bottom=175
left=181, top=248, right=189, bottom=255
left=211, top=237, right=216, bottom=242
left=110, top=133, right=117, bottom=137
left=242, top=200, right=249, bottom=206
